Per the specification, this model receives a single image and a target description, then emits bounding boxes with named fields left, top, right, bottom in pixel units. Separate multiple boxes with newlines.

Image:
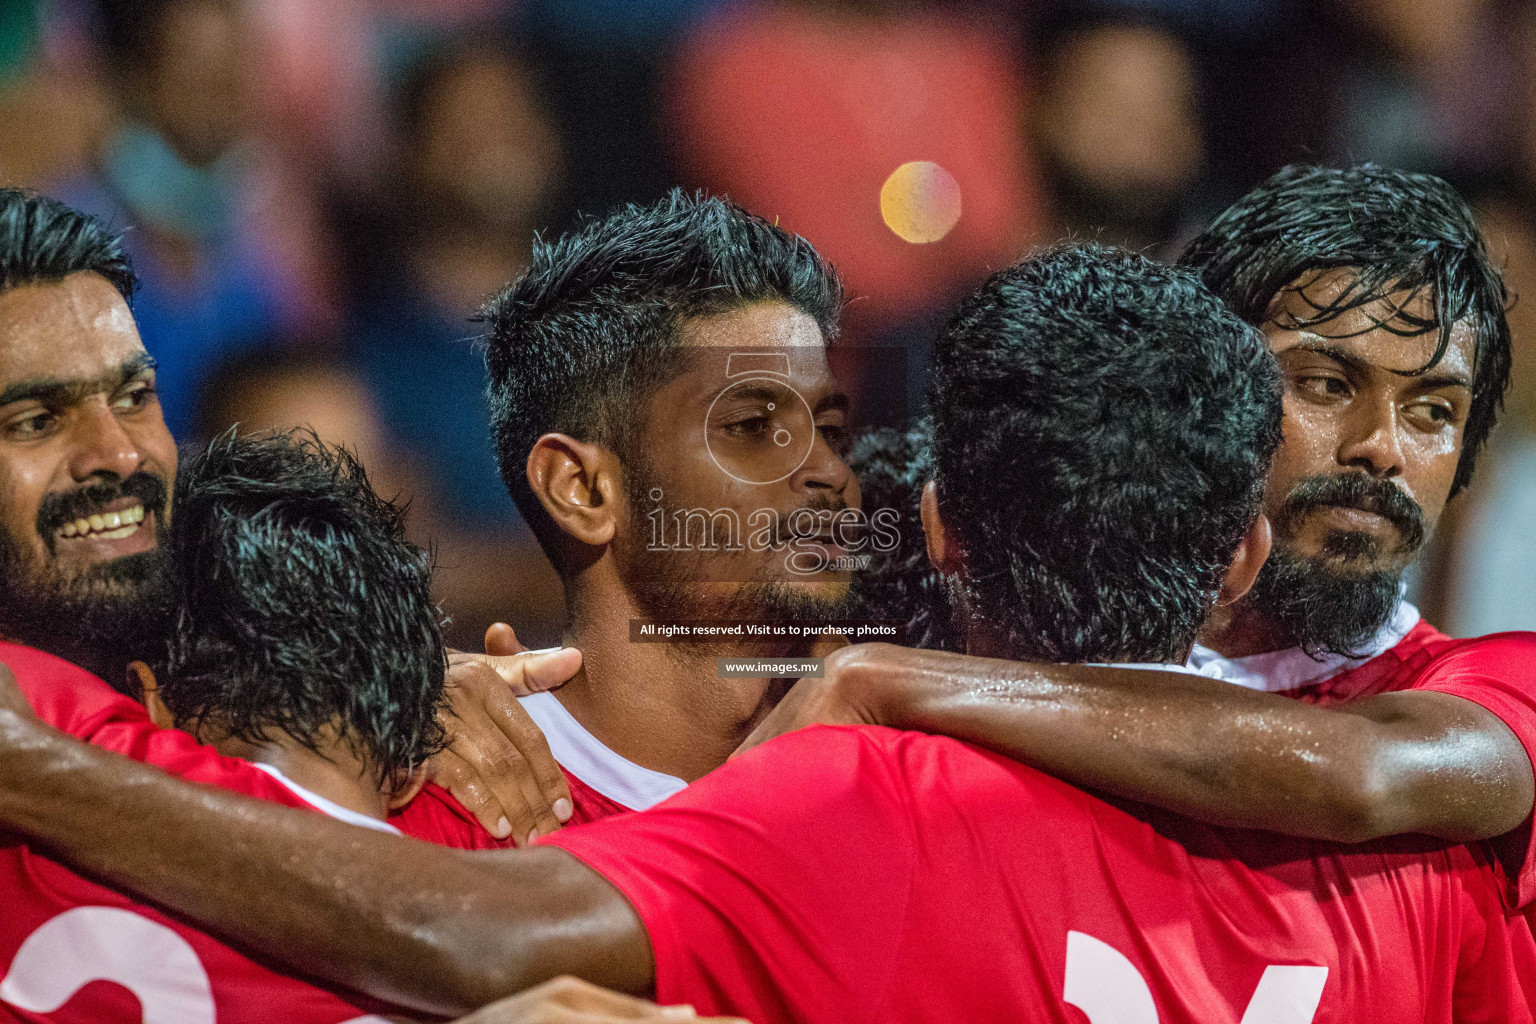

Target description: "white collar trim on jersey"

left=251, top=762, right=403, bottom=835
left=1184, top=601, right=1421, bottom=694
left=517, top=691, right=688, bottom=812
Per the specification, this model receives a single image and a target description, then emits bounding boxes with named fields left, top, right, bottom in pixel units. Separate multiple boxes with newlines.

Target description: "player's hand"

left=733, top=644, right=884, bottom=756
left=429, top=629, right=581, bottom=843
left=458, top=622, right=571, bottom=695
left=449, top=976, right=749, bottom=1023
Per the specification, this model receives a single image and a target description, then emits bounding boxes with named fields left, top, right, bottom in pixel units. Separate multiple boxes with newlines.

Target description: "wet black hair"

left=931, top=244, right=1282, bottom=663
left=1180, top=164, right=1510, bottom=497
left=0, top=188, right=135, bottom=301
left=156, top=430, right=446, bottom=791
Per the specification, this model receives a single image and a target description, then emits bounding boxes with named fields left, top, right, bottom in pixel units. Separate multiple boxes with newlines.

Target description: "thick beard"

left=0, top=542, right=175, bottom=690
left=1243, top=544, right=1403, bottom=659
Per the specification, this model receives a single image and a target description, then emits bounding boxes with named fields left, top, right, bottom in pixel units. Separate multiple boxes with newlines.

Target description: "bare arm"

left=741, top=643, right=1534, bottom=843
left=0, top=676, right=652, bottom=1018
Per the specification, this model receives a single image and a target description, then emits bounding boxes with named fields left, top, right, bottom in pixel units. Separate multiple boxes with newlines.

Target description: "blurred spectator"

left=198, top=349, right=565, bottom=649
left=1330, top=0, right=1522, bottom=177
left=666, top=0, right=1039, bottom=341
left=519, top=0, right=729, bottom=220
left=1424, top=194, right=1536, bottom=634
left=0, top=1, right=112, bottom=192
left=62, top=0, right=329, bottom=439
left=334, top=37, right=559, bottom=528
left=1028, top=10, right=1203, bottom=254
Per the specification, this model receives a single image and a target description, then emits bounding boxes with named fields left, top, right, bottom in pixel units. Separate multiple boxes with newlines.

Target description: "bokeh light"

left=880, top=161, right=963, bottom=244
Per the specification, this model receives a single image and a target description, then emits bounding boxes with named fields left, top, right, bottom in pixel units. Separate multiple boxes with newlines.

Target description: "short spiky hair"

left=1179, top=164, right=1510, bottom=497
left=0, top=188, right=135, bottom=301
left=932, top=244, right=1282, bottom=664
left=480, top=189, right=842, bottom=568
left=157, top=430, right=446, bottom=790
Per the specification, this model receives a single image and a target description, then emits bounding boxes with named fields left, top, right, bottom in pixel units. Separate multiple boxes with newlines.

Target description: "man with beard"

left=0, top=186, right=579, bottom=849
left=749, top=164, right=1536, bottom=911
left=0, top=245, right=1529, bottom=1022
left=469, top=190, right=858, bottom=822
left=0, top=191, right=176, bottom=684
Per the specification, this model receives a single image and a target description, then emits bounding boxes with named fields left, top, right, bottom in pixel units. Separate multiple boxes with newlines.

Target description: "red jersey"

left=1193, top=613, right=1536, bottom=908
left=0, top=641, right=487, bottom=1022
left=516, top=691, right=684, bottom=824
left=549, top=724, right=1532, bottom=1024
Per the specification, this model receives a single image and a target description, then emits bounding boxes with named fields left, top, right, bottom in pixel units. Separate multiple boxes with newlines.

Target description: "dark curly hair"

left=930, top=244, right=1282, bottom=663
left=1179, top=164, right=1510, bottom=497
left=155, top=430, right=446, bottom=791
left=846, top=422, right=962, bottom=652
left=480, top=188, right=842, bottom=571
left=0, top=188, right=135, bottom=301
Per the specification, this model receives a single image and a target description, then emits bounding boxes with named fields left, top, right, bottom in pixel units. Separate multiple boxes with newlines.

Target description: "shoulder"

left=0, top=640, right=144, bottom=737
left=1410, top=632, right=1536, bottom=685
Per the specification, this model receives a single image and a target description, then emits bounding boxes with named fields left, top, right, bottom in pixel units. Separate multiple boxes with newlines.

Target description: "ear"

left=131, top=661, right=177, bottom=730
left=386, top=764, right=429, bottom=812
left=919, top=480, right=962, bottom=575
left=1217, top=514, right=1273, bottom=607
left=525, top=433, right=622, bottom=548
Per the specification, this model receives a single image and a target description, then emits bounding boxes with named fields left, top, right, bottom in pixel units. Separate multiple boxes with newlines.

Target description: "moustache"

left=1276, top=473, right=1425, bottom=552
left=38, top=473, right=170, bottom=552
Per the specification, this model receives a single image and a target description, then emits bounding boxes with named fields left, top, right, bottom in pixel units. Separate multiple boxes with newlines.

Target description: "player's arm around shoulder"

left=740, top=640, right=1536, bottom=845
left=428, top=624, right=581, bottom=845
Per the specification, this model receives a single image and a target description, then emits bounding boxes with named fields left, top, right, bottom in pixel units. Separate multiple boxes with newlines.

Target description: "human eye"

left=1404, top=397, right=1456, bottom=430
left=4, top=407, right=58, bottom=440
left=1291, top=373, right=1352, bottom=401
left=112, top=379, right=158, bottom=413
left=723, top=412, right=772, bottom=439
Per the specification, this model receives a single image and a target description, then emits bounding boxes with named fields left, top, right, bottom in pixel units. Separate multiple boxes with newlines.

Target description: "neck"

left=210, top=733, right=389, bottom=821
left=1195, top=599, right=1295, bottom=659
left=552, top=576, right=804, bottom=782
left=964, top=617, right=1195, bottom=666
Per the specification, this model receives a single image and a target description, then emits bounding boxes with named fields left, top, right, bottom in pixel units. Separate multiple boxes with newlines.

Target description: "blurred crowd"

left=2, top=0, right=1533, bottom=644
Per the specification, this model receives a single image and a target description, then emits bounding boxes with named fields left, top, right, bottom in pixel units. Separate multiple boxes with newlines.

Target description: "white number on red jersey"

left=0, top=905, right=390, bottom=1023
left=1063, top=930, right=1329, bottom=1024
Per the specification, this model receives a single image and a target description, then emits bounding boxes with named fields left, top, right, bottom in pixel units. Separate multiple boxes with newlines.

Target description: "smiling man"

left=0, top=245, right=1530, bottom=1023
left=0, top=191, right=177, bottom=684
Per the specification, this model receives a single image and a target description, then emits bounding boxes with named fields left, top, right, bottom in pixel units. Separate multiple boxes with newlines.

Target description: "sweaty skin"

left=0, top=669, right=645, bottom=1018
left=741, top=642, right=1531, bottom=843
left=744, top=275, right=1534, bottom=845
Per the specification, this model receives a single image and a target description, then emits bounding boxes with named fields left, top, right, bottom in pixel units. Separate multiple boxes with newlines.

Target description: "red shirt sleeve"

left=0, top=641, right=308, bottom=806
left=544, top=726, right=916, bottom=1023
left=1408, top=632, right=1536, bottom=908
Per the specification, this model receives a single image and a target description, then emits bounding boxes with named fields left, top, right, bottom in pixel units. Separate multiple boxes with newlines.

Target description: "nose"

left=1336, top=395, right=1406, bottom=480
left=793, top=429, right=856, bottom=504
left=66, top=402, right=143, bottom=483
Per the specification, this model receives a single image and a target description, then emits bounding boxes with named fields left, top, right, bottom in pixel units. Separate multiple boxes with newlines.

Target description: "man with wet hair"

left=467, top=189, right=859, bottom=823
left=756, top=166, right=1536, bottom=902
left=0, top=189, right=175, bottom=686
left=0, top=431, right=444, bottom=1022
left=0, top=246, right=1528, bottom=1023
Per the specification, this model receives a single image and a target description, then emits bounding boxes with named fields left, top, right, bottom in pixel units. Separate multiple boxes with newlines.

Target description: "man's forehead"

left=675, top=303, right=835, bottom=392
left=1266, top=269, right=1475, bottom=378
left=0, top=274, right=146, bottom=384
left=679, top=301, right=825, bottom=349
